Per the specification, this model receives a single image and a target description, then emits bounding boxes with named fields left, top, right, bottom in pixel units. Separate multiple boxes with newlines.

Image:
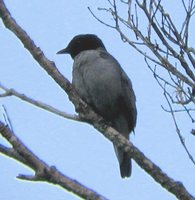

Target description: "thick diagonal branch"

left=0, top=121, right=108, bottom=200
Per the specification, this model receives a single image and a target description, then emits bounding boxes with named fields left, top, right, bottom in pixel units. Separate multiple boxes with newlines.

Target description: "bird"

left=57, top=34, right=137, bottom=178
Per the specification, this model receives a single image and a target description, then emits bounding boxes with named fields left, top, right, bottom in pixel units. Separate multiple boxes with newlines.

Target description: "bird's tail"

left=114, top=145, right=131, bottom=178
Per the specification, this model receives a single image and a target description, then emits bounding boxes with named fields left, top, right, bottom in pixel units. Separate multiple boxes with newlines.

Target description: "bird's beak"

left=56, top=48, right=68, bottom=54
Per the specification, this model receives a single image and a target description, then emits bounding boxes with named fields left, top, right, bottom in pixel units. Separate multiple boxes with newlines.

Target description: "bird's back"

left=73, top=48, right=136, bottom=128
left=72, top=48, right=137, bottom=177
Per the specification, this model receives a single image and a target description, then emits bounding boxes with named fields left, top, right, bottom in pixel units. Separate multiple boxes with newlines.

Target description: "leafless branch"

left=94, top=1, right=195, bottom=88
left=163, top=88, right=195, bottom=166
left=0, top=82, right=81, bottom=122
left=2, top=104, right=14, bottom=131
left=145, top=57, right=195, bottom=166
left=0, top=121, right=108, bottom=200
left=88, top=7, right=115, bottom=29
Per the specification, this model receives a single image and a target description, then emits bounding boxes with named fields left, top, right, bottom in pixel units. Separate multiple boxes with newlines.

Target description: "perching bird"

left=57, top=34, right=137, bottom=178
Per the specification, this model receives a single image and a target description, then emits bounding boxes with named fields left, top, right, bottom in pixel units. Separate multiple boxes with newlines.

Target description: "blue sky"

left=0, top=1, right=194, bottom=200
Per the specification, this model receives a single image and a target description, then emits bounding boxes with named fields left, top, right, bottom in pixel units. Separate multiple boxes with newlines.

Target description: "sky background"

left=0, top=1, right=194, bottom=200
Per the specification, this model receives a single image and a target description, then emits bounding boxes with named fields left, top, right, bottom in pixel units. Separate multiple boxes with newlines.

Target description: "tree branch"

left=0, top=82, right=81, bottom=122
left=93, top=1, right=195, bottom=88
left=0, top=121, right=108, bottom=200
left=0, top=144, right=30, bottom=166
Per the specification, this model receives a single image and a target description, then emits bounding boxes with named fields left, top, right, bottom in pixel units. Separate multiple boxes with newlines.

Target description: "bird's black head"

left=57, top=34, right=106, bottom=59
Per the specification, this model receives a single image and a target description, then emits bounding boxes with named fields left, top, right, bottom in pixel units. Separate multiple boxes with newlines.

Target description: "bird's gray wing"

left=120, top=69, right=137, bottom=132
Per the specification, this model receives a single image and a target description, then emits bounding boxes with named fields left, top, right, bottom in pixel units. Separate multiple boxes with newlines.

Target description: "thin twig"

left=2, top=105, right=14, bottom=131
left=88, top=7, right=115, bottom=29
left=163, top=87, right=195, bottom=166
left=0, top=82, right=81, bottom=122
left=145, top=57, right=195, bottom=165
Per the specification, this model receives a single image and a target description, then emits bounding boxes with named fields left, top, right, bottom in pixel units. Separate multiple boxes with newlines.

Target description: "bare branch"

left=0, top=144, right=30, bottom=166
left=138, top=1, right=195, bottom=82
left=98, top=1, right=195, bottom=88
left=2, top=105, right=14, bottom=131
left=88, top=7, right=115, bottom=29
left=145, top=57, right=195, bottom=166
left=0, top=82, right=81, bottom=122
left=163, top=88, right=195, bottom=166
left=0, top=121, right=108, bottom=200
